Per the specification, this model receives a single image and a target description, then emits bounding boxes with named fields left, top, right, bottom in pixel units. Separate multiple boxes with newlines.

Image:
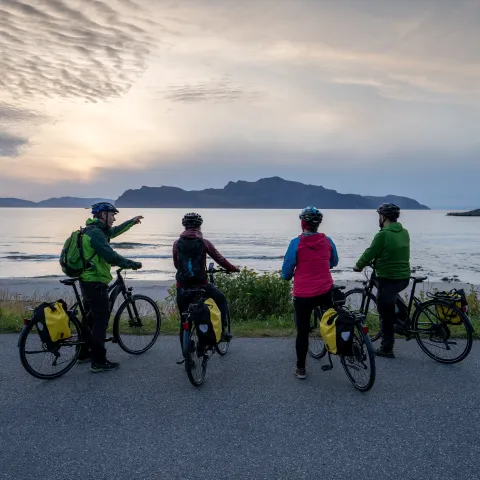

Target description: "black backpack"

left=175, top=237, right=207, bottom=286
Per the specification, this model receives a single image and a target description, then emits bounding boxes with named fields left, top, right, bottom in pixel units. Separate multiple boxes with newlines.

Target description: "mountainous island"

left=446, top=209, right=480, bottom=216
left=0, top=177, right=429, bottom=210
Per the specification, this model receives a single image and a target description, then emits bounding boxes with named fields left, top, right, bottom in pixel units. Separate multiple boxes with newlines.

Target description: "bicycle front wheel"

left=308, top=307, right=327, bottom=359
left=344, top=288, right=381, bottom=342
left=19, top=315, right=83, bottom=380
left=412, top=299, right=473, bottom=364
left=340, top=324, right=376, bottom=392
left=113, top=294, right=161, bottom=354
left=184, top=326, right=208, bottom=387
left=216, top=304, right=231, bottom=356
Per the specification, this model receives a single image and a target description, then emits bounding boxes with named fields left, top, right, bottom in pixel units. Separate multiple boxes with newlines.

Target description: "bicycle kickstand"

left=321, top=352, right=333, bottom=371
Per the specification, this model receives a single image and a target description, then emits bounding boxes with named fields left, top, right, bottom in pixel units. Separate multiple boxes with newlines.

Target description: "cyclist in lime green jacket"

left=79, top=203, right=143, bottom=372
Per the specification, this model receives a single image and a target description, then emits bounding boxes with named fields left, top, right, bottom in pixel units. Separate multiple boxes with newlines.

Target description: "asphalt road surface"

left=0, top=334, right=478, bottom=480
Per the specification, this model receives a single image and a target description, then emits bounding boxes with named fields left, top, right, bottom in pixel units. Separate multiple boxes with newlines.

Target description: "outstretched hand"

left=133, top=216, right=144, bottom=225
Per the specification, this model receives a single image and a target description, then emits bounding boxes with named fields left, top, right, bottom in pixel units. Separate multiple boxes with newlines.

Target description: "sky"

left=1, top=0, right=479, bottom=209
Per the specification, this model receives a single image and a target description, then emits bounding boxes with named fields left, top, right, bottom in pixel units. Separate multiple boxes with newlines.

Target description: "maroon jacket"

left=172, top=229, right=238, bottom=287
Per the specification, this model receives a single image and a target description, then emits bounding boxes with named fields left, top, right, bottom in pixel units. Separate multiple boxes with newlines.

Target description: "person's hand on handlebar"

left=130, top=261, right=143, bottom=270
left=353, top=266, right=362, bottom=272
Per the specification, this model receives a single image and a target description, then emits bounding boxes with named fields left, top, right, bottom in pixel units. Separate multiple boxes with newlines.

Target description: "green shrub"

left=164, top=267, right=294, bottom=323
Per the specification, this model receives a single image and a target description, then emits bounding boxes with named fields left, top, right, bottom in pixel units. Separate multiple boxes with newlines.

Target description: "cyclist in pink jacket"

left=282, top=206, right=339, bottom=379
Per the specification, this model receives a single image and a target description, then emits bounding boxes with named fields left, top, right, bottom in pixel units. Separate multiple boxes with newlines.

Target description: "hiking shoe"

left=221, top=332, right=233, bottom=342
left=375, top=347, right=395, bottom=358
left=90, top=360, right=120, bottom=373
left=294, top=367, right=307, bottom=379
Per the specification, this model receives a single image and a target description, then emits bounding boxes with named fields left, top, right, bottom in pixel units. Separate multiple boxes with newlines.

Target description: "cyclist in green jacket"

left=79, top=202, right=143, bottom=372
left=354, top=203, right=411, bottom=358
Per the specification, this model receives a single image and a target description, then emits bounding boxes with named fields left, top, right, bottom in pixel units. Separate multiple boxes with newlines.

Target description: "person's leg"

left=80, top=282, right=112, bottom=369
left=376, top=278, right=409, bottom=355
left=293, top=296, right=314, bottom=377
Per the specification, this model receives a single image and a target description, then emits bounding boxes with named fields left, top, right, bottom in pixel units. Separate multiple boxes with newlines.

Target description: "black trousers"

left=293, top=292, right=333, bottom=369
left=375, top=277, right=410, bottom=350
left=176, top=284, right=227, bottom=348
left=80, top=281, right=110, bottom=364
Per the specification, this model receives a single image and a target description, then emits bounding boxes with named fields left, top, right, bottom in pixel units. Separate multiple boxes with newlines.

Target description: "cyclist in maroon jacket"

left=172, top=212, right=239, bottom=347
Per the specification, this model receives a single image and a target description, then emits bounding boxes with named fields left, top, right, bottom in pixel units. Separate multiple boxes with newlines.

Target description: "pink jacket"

left=282, top=232, right=339, bottom=297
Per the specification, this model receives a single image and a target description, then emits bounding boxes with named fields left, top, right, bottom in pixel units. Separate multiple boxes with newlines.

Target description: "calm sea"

left=0, top=208, right=479, bottom=284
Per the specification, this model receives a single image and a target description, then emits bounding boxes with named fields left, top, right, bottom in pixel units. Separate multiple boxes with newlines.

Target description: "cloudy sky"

left=1, top=0, right=479, bottom=208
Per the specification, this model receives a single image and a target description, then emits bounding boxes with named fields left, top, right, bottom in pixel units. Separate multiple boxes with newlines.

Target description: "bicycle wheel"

left=216, top=304, right=231, bottom=356
left=345, top=288, right=381, bottom=342
left=184, top=326, right=208, bottom=387
left=412, top=299, right=473, bottom=364
left=113, top=294, right=161, bottom=354
left=340, top=324, right=376, bottom=392
left=308, top=307, right=327, bottom=359
left=19, top=315, right=83, bottom=380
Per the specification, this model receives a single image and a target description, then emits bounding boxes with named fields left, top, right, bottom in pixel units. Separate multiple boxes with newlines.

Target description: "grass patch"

left=1, top=270, right=479, bottom=339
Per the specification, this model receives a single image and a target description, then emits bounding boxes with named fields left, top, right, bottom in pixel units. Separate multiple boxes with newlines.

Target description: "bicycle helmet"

left=376, top=203, right=400, bottom=220
left=299, top=206, right=323, bottom=226
left=182, top=212, right=203, bottom=228
left=91, top=202, right=119, bottom=215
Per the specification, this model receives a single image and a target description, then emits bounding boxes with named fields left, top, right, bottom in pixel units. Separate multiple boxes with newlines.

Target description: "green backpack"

left=59, top=227, right=89, bottom=278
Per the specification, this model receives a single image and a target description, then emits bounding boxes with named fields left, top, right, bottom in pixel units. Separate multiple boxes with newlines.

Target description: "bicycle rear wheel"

left=19, top=315, right=83, bottom=380
left=113, top=294, right=161, bottom=354
left=340, top=324, right=376, bottom=392
left=308, top=307, right=327, bottom=359
left=344, top=288, right=381, bottom=342
left=216, top=304, right=231, bottom=356
left=412, top=299, right=473, bottom=364
left=184, top=326, right=208, bottom=387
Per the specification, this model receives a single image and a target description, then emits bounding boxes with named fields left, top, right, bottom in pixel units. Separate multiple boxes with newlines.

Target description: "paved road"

left=0, top=334, right=479, bottom=480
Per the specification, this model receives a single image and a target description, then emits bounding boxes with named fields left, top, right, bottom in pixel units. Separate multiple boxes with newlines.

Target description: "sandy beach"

left=0, top=277, right=477, bottom=303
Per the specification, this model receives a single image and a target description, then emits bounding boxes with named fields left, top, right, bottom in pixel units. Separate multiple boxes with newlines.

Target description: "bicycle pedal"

left=321, top=365, right=333, bottom=371
left=176, top=358, right=185, bottom=365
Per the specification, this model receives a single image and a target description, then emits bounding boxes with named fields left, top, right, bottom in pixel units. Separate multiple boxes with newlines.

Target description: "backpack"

left=433, top=289, right=468, bottom=325
left=189, top=298, right=222, bottom=347
left=320, top=307, right=355, bottom=356
left=59, top=227, right=89, bottom=278
left=33, top=300, right=72, bottom=347
left=175, top=236, right=207, bottom=286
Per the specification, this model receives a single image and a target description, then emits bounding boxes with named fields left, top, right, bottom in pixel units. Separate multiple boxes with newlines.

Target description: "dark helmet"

left=91, top=202, right=119, bottom=215
left=299, top=206, right=323, bottom=226
left=376, top=203, right=400, bottom=220
left=182, top=212, right=203, bottom=228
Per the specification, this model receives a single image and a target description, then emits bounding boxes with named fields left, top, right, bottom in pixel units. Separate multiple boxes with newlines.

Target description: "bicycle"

left=344, top=267, right=474, bottom=364
left=179, top=263, right=233, bottom=387
left=306, top=285, right=376, bottom=392
left=18, top=268, right=162, bottom=379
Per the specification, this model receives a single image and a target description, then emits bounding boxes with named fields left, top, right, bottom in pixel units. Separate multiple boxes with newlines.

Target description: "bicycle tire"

left=216, top=304, right=231, bottom=356
left=412, top=299, right=473, bottom=364
left=308, top=307, right=327, bottom=359
left=19, top=315, right=83, bottom=380
left=184, top=325, right=207, bottom=387
left=345, top=288, right=381, bottom=342
left=113, top=294, right=161, bottom=355
left=340, top=324, right=376, bottom=392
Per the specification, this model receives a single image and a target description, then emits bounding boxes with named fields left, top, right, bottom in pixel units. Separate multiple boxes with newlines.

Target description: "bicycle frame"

left=359, top=268, right=451, bottom=335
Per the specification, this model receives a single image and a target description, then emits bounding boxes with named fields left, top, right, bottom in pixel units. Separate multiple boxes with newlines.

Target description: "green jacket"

left=356, top=222, right=411, bottom=280
left=79, top=218, right=136, bottom=284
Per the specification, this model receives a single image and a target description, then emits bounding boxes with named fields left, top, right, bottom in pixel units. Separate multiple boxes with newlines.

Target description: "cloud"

left=0, top=0, right=160, bottom=103
left=0, top=132, right=28, bottom=156
left=162, top=77, right=266, bottom=103
left=0, top=102, right=45, bottom=125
